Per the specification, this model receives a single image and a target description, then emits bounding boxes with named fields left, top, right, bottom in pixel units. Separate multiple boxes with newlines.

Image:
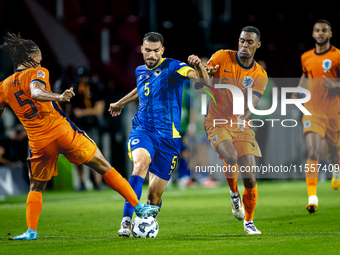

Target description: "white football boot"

left=118, top=217, right=131, bottom=237
left=244, top=220, right=262, bottom=235
left=230, top=190, right=245, bottom=221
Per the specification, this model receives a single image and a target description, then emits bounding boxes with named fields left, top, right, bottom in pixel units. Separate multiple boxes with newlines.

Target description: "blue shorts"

left=127, top=129, right=181, bottom=181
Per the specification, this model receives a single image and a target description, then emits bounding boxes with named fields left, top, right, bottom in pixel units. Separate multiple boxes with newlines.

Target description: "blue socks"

left=123, top=175, right=144, bottom=218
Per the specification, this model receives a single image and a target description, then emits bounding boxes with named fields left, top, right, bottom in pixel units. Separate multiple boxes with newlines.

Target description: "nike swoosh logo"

left=224, top=70, right=232, bottom=73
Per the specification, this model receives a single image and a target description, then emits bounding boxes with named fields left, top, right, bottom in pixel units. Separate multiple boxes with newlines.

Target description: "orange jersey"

left=301, top=45, right=340, bottom=118
left=205, top=50, right=268, bottom=125
left=0, top=67, right=74, bottom=152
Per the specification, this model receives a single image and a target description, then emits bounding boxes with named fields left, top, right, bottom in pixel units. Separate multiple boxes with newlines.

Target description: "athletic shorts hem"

left=78, top=145, right=98, bottom=166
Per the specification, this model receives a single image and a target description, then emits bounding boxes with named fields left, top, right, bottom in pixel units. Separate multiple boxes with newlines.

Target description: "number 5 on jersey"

left=144, top=82, right=150, bottom=96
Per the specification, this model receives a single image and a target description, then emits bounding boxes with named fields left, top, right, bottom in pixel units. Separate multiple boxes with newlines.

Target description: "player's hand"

left=187, top=54, right=201, bottom=67
left=59, top=87, right=75, bottom=102
left=321, top=76, right=338, bottom=89
left=109, top=102, right=124, bottom=117
left=237, top=115, right=246, bottom=132
left=205, top=65, right=219, bottom=76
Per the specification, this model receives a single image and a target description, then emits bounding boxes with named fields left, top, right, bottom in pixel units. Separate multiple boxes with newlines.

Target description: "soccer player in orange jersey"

left=204, top=26, right=267, bottom=234
left=0, top=33, right=159, bottom=240
left=292, top=20, right=340, bottom=213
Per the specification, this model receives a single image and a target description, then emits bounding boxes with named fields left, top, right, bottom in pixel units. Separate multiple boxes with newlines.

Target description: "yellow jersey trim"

left=127, top=139, right=133, bottom=161
left=146, top=58, right=166, bottom=70
left=172, top=122, right=181, bottom=138
left=176, top=66, right=195, bottom=77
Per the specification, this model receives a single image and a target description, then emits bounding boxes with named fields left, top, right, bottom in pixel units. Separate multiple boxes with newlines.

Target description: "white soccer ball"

left=131, top=216, right=159, bottom=238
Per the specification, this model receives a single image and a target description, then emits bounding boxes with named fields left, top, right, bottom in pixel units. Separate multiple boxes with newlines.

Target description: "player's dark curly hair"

left=0, top=32, right=40, bottom=70
left=143, top=32, right=164, bottom=46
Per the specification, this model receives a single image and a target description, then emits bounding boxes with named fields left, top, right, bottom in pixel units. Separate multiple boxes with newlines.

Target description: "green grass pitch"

left=0, top=180, right=339, bottom=255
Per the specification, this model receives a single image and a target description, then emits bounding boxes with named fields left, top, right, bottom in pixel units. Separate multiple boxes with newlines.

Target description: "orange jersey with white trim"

left=0, top=67, right=74, bottom=152
left=205, top=50, right=268, bottom=125
left=301, top=45, right=340, bottom=118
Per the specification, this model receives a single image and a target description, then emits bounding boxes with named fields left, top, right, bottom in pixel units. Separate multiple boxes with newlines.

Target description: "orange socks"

left=103, top=168, right=139, bottom=207
left=26, top=191, right=43, bottom=231
left=305, top=159, right=318, bottom=197
left=223, top=162, right=239, bottom=193
left=223, top=161, right=258, bottom=221
left=243, top=185, right=258, bottom=222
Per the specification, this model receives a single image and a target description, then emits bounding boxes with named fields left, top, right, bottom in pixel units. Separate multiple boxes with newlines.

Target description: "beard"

left=314, top=37, right=329, bottom=47
left=144, top=57, right=160, bottom=69
left=239, top=52, right=251, bottom=60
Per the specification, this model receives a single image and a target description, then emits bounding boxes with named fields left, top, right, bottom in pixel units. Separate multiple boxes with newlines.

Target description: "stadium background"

left=1, top=1, right=340, bottom=254
left=0, top=0, right=340, bottom=189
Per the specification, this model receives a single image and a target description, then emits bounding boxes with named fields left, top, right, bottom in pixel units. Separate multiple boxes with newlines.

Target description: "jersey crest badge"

left=322, top=59, right=332, bottom=72
left=304, top=120, right=311, bottom=129
left=37, top=70, right=45, bottom=79
left=242, top=76, right=254, bottom=88
left=154, top=68, right=162, bottom=76
left=212, top=135, right=218, bottom=144
left=131, top=139, right=140, bottom=145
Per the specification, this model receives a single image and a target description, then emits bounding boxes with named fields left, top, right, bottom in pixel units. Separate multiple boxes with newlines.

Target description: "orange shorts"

left=27, top=129, right=97, bottom=181
left=302, top=115, right=340, bottom=147
left=205, top=124, right=261, bottom=158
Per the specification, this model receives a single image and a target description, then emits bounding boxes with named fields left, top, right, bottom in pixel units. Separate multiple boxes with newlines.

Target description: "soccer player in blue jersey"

left=109, top=32, right=209, bottom=237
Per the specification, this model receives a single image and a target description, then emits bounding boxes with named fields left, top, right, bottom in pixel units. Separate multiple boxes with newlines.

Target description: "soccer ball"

left=131, top=216, right=159, bottom=238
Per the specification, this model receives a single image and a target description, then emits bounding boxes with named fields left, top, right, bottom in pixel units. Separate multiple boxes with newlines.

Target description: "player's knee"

left=29, top=179, right=47, bottom=193
left=307, top=146, right=319, bottom=160
left=132, top=158, right=150, bottom=176
left=223, top=152, right=238, bottom=165
left=243, top=178, right=256, bottom=189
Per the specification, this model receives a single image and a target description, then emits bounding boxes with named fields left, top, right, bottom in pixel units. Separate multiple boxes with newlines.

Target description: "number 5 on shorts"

left=169, top=156, right=178, bottom=175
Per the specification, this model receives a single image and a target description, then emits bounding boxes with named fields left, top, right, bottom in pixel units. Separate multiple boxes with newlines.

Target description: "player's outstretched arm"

left=30, top=81, right=75, bottom=102
left=108, top=87, right=138, bottom=117
left=187, top=55, right=210, bottom=86
left=292, top=72, right=308, bottom=99
left=321, top=75, right=340, bottom=89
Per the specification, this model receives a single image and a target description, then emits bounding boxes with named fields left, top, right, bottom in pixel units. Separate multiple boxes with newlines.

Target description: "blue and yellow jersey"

left=133, top=58, right=194, bottom=138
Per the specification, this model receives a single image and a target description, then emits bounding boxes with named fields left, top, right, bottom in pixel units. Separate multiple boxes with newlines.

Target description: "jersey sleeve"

left=252, top=72, right=268, bottom=98
left=206, top=50, right=224, bottom=68
left=30, top=67, right=50, bottom=90
left=170, top=60, right=195, bottom=79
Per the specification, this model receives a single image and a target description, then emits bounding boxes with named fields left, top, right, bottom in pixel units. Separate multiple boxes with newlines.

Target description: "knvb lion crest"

left=242, top=76, right=254, bottom=88
left=322, top=59, right=332, bottom=72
